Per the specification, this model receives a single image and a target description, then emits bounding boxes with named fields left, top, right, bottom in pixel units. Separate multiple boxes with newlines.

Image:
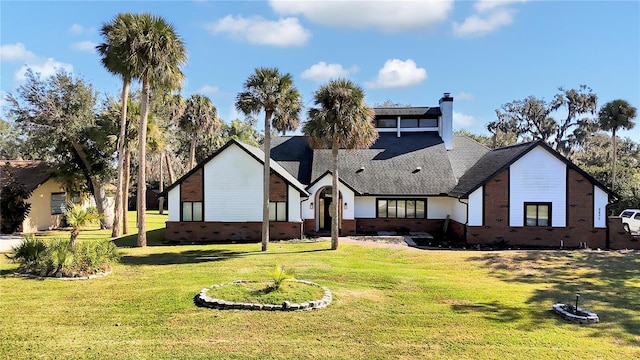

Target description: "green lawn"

left=1, top=213, right=639, bottom=359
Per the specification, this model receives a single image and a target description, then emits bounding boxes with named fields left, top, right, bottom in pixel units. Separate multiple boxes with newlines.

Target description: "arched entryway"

left=316, top=186, right=342, bottom=233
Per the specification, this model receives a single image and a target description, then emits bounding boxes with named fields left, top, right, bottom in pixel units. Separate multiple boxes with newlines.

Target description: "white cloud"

left=197, top=85, right=220, bottom=94
left=206, top=15, right=311, bottom=46
left=365, top=59, right=427, bottom=89
left=69, top=23, right=84, bottom=34
left=300, top=62, right=353, bottom=83
left=16, top=58, right=73, bottom=81
left=475, top=0, right=528, bottom=13
left=454, top=92, right=475, bottom=101
left=453, top=0, right=527, bottom=37
left=70, top=40, right=98, bottom=53
left=270, top=0, right=454, bottom=32
left=453, top=9, right=514, bottom=37
left=453, top=111, right=478, bottom=129
left=0, top=43, right=36, bottom=62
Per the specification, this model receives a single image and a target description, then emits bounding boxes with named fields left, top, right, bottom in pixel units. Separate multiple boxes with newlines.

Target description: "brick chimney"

left=439, top=92, right=453, bottom=150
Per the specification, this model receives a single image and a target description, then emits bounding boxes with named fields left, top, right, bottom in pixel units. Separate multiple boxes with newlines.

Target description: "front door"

left=318, top=187, right=341, bottom=232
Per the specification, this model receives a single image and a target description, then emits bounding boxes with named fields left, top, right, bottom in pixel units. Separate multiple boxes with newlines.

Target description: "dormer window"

left=376, top=118, right=397, bottom=128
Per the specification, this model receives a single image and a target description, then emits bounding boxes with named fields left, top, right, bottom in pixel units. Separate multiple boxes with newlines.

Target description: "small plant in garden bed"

left=268, top=263, right=294, bottom=290
left=205, top=280, right=325, bottom=304
left=6, top=236, right=120, bottom=278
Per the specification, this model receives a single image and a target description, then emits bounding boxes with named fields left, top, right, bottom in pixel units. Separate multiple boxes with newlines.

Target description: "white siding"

left=594, top=186, right=608, bottom=228
left=509, top=146, right=566, bottom=227
left=355, top=196, right=376, bottom=218
left=305, top=174, right=355, bottom=220
left=451, top=200, right=467, bottom=224
left=468, top=187, right=483, bottom=226
left=427, top=197, right=453, bottom=219
left=204, top=144, right=263, bottom=221
left=288, top=185, right=302, bottom=221
left=168, top=185, right=180, bottom=222
left=301, top=198, right=314, bottom=219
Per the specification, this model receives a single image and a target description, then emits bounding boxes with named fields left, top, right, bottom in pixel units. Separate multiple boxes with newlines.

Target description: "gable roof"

left=270, top=132, right=489, bottom=196
left=0, top=160, right=55, bottom=193
left=164, top=140, right=309, bottom=196
left=448, top=140, right=617, bottom=199
left=374, top=107, right=441, bottom=117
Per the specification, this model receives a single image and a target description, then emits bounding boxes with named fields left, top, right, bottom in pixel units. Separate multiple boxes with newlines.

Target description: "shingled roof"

left=269, top=132, right=489, bottom=196
left=448, top=141, right=542, bottom=198
left=0, top=160, right=54, bottom=193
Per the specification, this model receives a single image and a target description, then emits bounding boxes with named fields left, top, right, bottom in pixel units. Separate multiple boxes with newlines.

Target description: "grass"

left=205, top=281, right=325, bottom=304
left=1, top=213, right=639, bottom=359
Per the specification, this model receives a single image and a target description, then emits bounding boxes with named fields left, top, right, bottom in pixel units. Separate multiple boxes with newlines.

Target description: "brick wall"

left=465, top=168, right=607, bottom=249
left=356, top=218, right=443, bottom=234
left=165, top=221, right=302, bottom=243
left=181, top=168, right=203, bottom=202
left=608, top=216, right=640, bottom=250
left=270, top=172, right=287, bottom=202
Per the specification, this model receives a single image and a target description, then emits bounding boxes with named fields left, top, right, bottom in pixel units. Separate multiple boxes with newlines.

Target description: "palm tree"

left=65, top=203, right=101, bottom=250
left=235, top=68, right=302, bottom=251
left=131, top=13, right=187, bottom=247
left=303, top=79, right=378, bottom=250
left=180, top=94, right=221, bottom=169
left=97, top=13, right=138, bottom=238
left=598, top=99, right=637, bottom=191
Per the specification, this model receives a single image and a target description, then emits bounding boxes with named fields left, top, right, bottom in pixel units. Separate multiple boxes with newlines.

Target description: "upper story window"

left=376, top=118, right=397, bottom=128
left=418, top=118, right=438, bottom=127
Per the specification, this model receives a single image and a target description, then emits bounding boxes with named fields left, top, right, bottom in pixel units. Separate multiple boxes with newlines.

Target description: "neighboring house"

left=0, top=161, right=90, bottom=233
left=166, top=93, right=627, bottom=249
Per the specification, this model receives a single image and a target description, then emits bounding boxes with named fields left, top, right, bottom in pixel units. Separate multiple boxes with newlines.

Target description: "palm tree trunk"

left=611, top=129, right=618, bottom=191
left=69, top=140, right=113, bottom=229
left=137, top=77, right=150, bottom=247
left=331, top=138, right=340, bottom=250
left=123, top=146, right=130, bottom=234
left=111, top=79, right=130, bottom=237
left=69, top=228, right=79, bottom=250
left=262, top=111, right=273, bottom=252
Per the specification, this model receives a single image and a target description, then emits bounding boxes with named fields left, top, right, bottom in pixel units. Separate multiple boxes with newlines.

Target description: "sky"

left=1, top=0, right=639, bottom=140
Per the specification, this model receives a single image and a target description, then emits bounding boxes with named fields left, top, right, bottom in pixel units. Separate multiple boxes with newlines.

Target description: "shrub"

left=0, top=163, right=32, bottom=234
left=268, top=263, right=295, bottom=290
left=7, top=237, right=120, bottom=277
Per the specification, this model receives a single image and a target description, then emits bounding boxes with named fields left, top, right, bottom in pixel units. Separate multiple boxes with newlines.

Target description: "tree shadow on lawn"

left=468, top=250, right=640, bottom=344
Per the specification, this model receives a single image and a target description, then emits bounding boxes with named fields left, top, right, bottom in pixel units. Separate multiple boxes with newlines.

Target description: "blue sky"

left=1, top=0, right=639, bottom=140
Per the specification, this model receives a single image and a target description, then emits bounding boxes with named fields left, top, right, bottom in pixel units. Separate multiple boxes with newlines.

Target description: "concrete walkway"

left=0, top=235, right=24, bottom=253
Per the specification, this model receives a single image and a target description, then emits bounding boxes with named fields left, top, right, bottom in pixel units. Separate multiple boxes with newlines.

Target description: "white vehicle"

left=620, top=209, right=640, bottom=233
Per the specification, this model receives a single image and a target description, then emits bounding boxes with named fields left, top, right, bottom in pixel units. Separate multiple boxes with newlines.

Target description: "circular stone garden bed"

left=195, top=280, right=332, bottom=311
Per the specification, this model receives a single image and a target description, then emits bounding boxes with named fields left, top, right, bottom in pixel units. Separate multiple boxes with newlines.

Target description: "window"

left=400, top=119, right=418, bottom=128
left=182, top=201, right=203, bottom=221
left=419, top=118, right=438, bottom=127
left=51, top=193, right=66, bottom=215
left=525, top=203, right=551, bottom=226
left=376, top=118, right=397, bottom=128
left=377, top=199, right=426, bottom=219
left=269, top=202, right=287, bottom=222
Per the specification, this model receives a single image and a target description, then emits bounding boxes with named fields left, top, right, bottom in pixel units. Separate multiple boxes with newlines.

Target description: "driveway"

left=0, top=235, right=24, bottom=253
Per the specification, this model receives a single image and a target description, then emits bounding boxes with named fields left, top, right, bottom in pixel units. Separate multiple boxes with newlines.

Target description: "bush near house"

left=6, top=236, right=119, bottom=277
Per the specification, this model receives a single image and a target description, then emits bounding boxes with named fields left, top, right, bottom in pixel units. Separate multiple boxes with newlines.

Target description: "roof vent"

left=412, top=166, right=422, bottom=174
left=356, top=166, right=365, bottom=173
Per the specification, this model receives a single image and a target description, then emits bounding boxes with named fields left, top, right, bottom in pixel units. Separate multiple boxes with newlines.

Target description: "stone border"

left=12, top=270, right=112, bottom=281
left=552, top=303, right=599, bottom=324
left=194, top=279, right=332, bottom=311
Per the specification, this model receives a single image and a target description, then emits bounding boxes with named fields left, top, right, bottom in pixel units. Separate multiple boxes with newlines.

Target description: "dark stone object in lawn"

left=552, top=303, right=599, bottom=324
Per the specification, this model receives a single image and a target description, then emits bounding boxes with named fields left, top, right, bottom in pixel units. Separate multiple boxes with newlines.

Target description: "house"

left=0, top=161, right=91, bottom=233
left=165, top=93, right=629, bottom=249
